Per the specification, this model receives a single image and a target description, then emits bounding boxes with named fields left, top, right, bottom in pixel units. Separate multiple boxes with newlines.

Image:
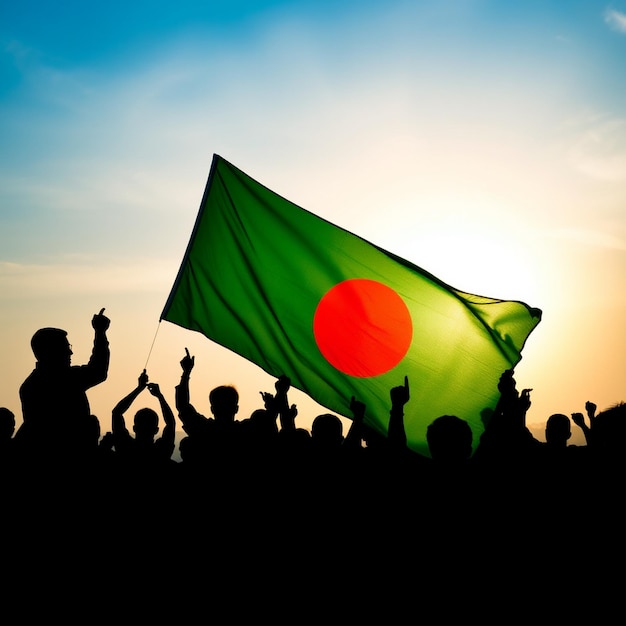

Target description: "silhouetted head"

left=426, top=415, right=473, bottom=464
left=248, top=408, right=266, bottom=422
left=246, top=408, right=278, bottom=438
left=133, top=408, right=159, bottom=442
left=545, top=413, right=571, bottom=447
left=178, top=436, right=193, bottom=463
left=30, top=327, right=72, bottom=365
left=277, top=426, right=312, bottom=451
left=85, top=414, right=102, bottom=446
left=178, top=435, right=207, bottom=466
left=209, top=385, right=239, bottom=423
left=0, top=407, right=15, bottom=440
left=592, top=402, right=626, bottom=454
left=311, top=413, right=344, bottom=448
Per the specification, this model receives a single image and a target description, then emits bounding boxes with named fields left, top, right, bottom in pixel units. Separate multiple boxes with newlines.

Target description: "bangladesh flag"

left=161, top=154, right=541, bottom=457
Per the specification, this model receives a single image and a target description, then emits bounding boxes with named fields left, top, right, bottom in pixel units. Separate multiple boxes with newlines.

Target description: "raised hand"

left=497, top=369, right=517, bottom=397
left=260, top=390, right=279, bottom=415
left=390, top=375, right=410, bottom=410
left=180, top=347, right=195, bottom=375
left=520, top=388, right=532, bottom=412
left=349, top=396, right=366, bottom=422
left=275, top=375, right=291, bottom=395
left=388, top=376, right=409, bottom=448
left=91, top=307, right=110, bottom=332
left=573, top=405, right=593, bottom=445
left=147, top=382, right=162, bottom=397
left=138, top=369, right=149, bottom=389
left=571, top=412, right=586, bottom=429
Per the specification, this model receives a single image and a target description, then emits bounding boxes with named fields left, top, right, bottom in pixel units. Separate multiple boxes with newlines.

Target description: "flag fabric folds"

left=161, top=154, right=541, bottom=457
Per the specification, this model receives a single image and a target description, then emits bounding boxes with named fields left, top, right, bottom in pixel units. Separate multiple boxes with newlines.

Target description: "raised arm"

left=148, top=382, right=176, bottom=451
left=112, top=369, right=148, bottom=437
left=572, top=401, right=596, bottom=446
left=257, top=388, right=280, bottom=434
left=474, top=369, right=536, bottom=464
left=344, top=396, right=366, bottom=450
left=82, top=307, right=111, bottom=387
left=586, top=400, right=597, bottom=445
left=388, top=376, right=410, bottom=450
left=175, top=348, right=194, bottom=413
left=174, top=347, right=208, bottom=437
left=274, top=375, right=297, bottom=432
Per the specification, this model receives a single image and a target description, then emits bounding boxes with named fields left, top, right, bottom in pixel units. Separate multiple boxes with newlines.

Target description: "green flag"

left=161, top=154, right=541, bottom=457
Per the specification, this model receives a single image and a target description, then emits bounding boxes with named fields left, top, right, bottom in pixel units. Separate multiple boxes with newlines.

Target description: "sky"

left=1, top=0, right=625, bottom=447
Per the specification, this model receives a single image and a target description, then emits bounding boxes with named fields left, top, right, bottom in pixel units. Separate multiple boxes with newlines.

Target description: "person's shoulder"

left=20, top=367, right=38, bottom=380
left=19, top=368, right=42, bottom=394
left=19, top=371, right=35, bottom=388
left=189, top=413, right=215, bottom=429
left=114, top=428, right=134, bottom=444
left=155, top=436, right=175, bottom=454
left=179, top=403, right=209, bottom=418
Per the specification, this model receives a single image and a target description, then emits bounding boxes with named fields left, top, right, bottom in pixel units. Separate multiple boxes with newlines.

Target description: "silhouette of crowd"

left=3, top=308, right=624, bottom=607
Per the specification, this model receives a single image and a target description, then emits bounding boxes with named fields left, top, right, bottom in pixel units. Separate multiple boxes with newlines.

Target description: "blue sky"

left=1, top=1, right=625, bottom=439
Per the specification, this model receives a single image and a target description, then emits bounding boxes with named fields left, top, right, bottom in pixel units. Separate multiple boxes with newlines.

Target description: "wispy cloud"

left=0, top=259, right=175, bottom=298
left=567, top=114, right=626, bottom=181
left=604, top=8, right=626, bottom=33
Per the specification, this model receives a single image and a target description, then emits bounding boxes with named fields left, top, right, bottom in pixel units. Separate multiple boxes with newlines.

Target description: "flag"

left=161, top=154, right=541, bottom=457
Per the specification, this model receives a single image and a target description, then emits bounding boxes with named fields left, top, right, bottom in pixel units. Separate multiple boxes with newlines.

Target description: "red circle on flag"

left=313, top=279, right=413, bottom=377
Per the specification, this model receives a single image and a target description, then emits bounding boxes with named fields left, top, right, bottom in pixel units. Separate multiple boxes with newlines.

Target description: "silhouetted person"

left=0, top=407, right=23, bottom=505
left=581, top=401, right=626, bottom=533
left=473, top=368, right=536, bottom=473
left=545, top=413, right=572, bottom=448
left=271, top=375, right=311, bottom=468
left=15, top=308, right=111, bottom=467
left=388, top=376, right=410, bottom=451
left=426, top=414, right=473, bottom=467
left=85, top=414, right=116, bottom=472
left=387, top=376, right=440, bottom=466
left=475, top=369, right=592, bottom=521
left=111, top=369, right=177, bottom=472
left=571, top=401, right=596, bottom=446
left=533, top=412, right=588, bottom=486
left=240, top=377, right=285, bottom=454
left=343, top=396, right=366, bottom=451
left=311, top=413, right=344, bottom=452
left=175, top=347, right=245, bottom=474
left=0, top=407, right=17, bottom=466
left=272, top=375, right=297, bottom=433
left=586, top=401, right=626, bottom=468
left=385, top=376, right=473, bottom=498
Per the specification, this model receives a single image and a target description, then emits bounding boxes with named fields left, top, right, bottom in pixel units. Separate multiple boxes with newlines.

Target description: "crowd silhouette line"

left=3, top=308, right=625, bottom=590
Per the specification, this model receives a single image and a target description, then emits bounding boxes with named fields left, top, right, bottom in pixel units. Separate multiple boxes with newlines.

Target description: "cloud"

left=0, top=258, right=176, bottom=299
left=0, top=4, right=618, bottom=278
left=567, top=114, right=626, bottom=181
left=604, top=8, right=626, bottom=33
